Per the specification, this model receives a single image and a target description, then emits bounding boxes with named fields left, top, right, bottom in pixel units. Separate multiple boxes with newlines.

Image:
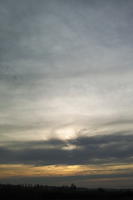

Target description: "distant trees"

left=70, top=183, right=77, bottom=190
left=0, top=184, right=133, bottom=199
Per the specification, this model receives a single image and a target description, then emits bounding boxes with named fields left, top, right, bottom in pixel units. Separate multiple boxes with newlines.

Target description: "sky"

left=0, top=0, right=133, bottom=188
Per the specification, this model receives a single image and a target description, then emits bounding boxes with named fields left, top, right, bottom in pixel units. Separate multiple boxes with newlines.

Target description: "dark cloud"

left=0, top=134, right=133, bottom=165
left=1, top=172, right=133, bottom=188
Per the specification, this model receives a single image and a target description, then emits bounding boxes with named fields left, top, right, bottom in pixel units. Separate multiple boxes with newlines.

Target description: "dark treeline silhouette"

left=0, top=184, right=133, bottom=199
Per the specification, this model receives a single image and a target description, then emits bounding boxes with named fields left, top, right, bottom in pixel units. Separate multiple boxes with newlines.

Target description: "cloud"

left=0, top=0, right=133, bottom=134
left=0, top=0, right=133, bottom=187
left=0, top=134, right=133, bottom=165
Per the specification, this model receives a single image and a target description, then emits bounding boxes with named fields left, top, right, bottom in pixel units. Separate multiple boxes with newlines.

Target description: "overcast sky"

left=0, top=0, right=133, bottom=188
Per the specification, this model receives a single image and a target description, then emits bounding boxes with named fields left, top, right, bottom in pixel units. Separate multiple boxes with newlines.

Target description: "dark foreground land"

left=0, top=184, right=133, bottom=200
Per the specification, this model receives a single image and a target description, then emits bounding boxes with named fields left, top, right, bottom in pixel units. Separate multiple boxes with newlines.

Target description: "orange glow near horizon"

left=0, top=163, right=133, bottom=179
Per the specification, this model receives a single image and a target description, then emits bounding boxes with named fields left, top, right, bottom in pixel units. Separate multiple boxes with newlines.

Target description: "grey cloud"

left=0, top=134, right=133, bottom=165
left=1, top=173, right=133, bottom=188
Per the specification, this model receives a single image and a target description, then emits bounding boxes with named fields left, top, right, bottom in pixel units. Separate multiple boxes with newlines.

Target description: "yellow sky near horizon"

left=0, top=163, right=133, bottom=179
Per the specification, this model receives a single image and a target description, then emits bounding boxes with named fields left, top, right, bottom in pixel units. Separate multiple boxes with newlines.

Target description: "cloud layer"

left=0, top=0, right=133, bottom=187
left=0, top=134, right=133, bottom=165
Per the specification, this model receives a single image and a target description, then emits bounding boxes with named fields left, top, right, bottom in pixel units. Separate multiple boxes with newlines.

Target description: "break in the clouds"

left=0, top=0, right=133, bottom=187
